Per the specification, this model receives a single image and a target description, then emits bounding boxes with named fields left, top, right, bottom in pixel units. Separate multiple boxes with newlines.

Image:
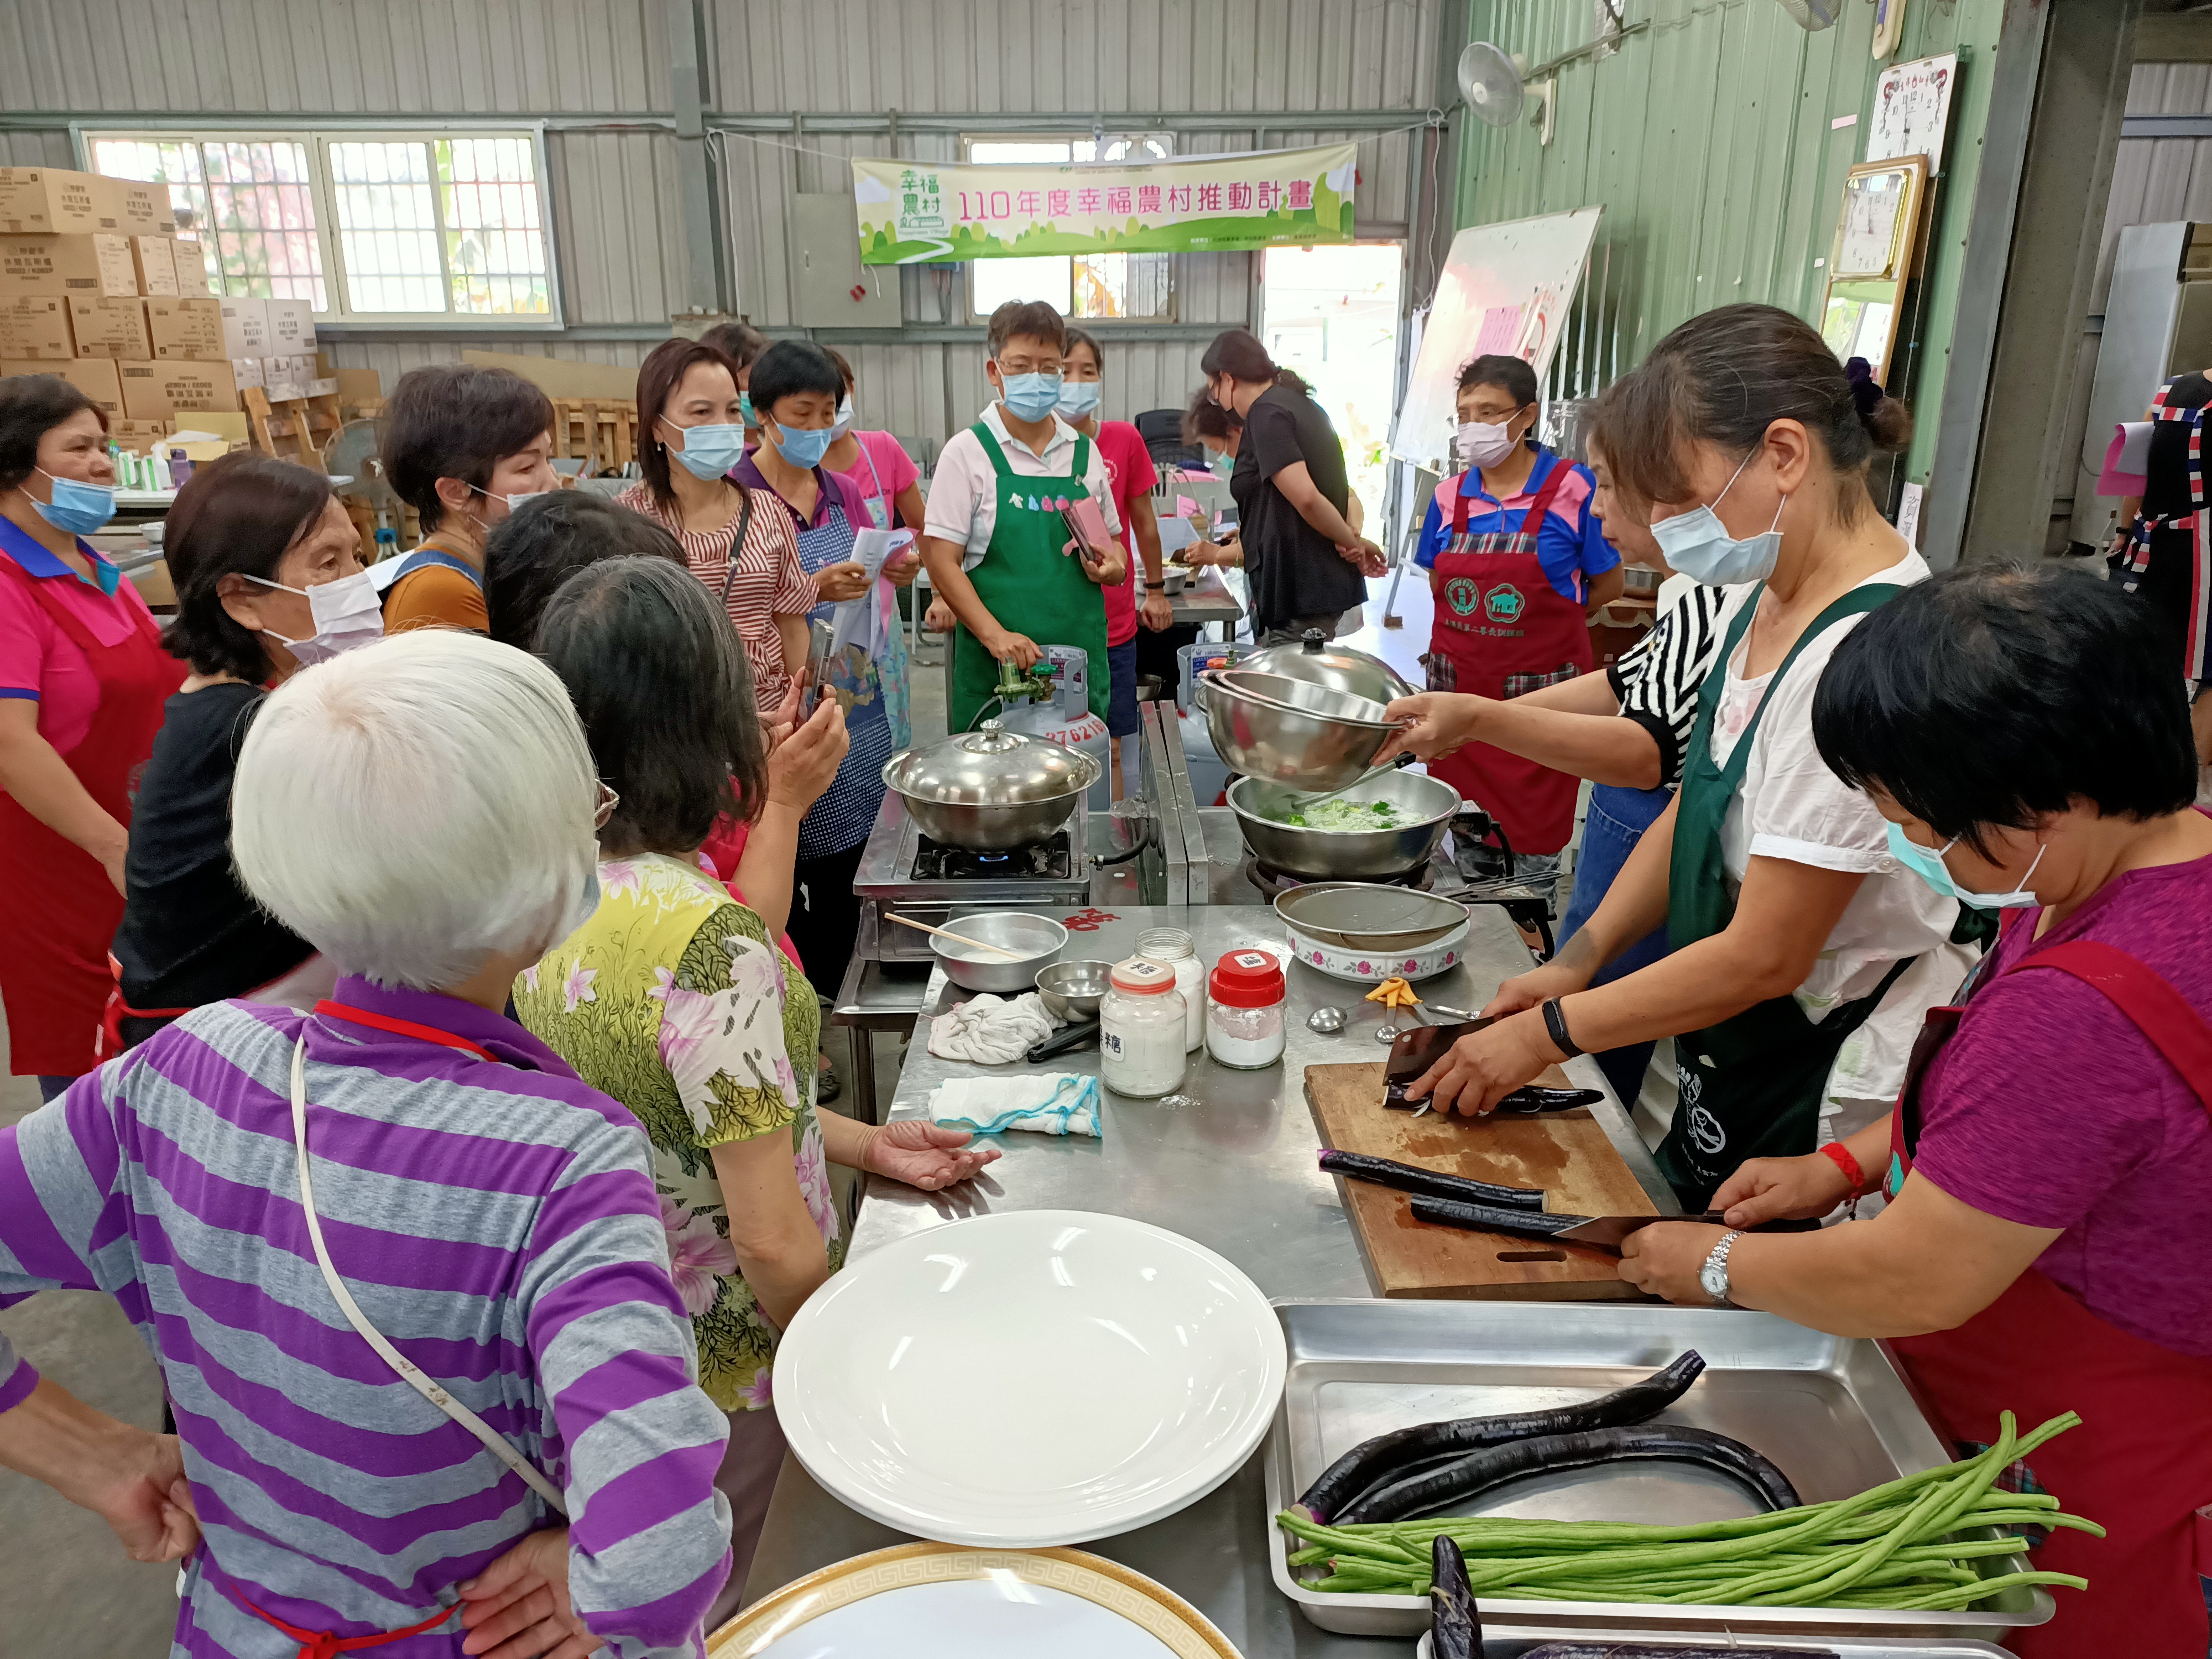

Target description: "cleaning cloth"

left=927, top=991, right=1058, bottom=1065
left=927, top=1073, right=1103, bottom=1138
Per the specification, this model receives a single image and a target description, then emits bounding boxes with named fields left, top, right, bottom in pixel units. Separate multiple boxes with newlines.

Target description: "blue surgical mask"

left=771, top=422, right=835, bottom=471
left=738, top=392, right=757, bottom=427
left=1056, top=380, right=1102, bottom=419
left=664, top=419, right=745, bottom=481
left=32, top=467, right=117, bottom=536
left=1885, top=821, right=2048, bottom=911
left=1649, top=452, right=1786, bottom=585
left=998, top=369, right=1063, bottom=424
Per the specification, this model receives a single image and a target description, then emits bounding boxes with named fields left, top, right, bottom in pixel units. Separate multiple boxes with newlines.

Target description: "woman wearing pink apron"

left=1619, top=564, right=2212, bottom=1657
left=1416, top=354, right=1621, bottom=864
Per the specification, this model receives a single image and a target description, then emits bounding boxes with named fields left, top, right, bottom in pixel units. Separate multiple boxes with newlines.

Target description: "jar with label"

left=1135, top=926, right=1206, bottom=1052
left=1100, top=958, right=1188, bottom=1098
left=1206, top=949, right=1287, bottom=1070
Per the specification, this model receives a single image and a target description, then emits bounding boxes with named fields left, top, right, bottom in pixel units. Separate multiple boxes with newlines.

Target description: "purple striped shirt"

left=0, top=978, right=732, bottom=1658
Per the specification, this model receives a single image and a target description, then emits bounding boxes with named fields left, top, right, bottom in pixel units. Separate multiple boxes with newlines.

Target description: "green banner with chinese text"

left=852, top=144, right=1358, bottom=264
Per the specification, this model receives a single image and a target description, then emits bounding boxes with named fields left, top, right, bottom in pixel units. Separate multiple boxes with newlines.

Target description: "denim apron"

left=793, top=492, right=895, bottom=858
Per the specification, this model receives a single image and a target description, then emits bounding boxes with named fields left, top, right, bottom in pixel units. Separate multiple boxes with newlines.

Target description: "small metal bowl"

left=930, top=911, right=1070, bottom=993
left=1035, top=958, right=1114, bottom=1021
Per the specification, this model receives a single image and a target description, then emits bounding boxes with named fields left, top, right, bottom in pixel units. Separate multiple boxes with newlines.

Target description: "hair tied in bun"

left=1844, top=356, right=1886, bottom=420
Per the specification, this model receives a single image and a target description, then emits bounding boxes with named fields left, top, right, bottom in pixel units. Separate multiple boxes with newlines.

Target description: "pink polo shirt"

left=0, top=523, right=158, bottom=755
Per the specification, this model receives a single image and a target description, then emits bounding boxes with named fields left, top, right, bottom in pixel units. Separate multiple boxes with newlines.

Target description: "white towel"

left=927, top=991, right=1058, bottom=1065
left=928, top=1073, right=1104, bottom=1138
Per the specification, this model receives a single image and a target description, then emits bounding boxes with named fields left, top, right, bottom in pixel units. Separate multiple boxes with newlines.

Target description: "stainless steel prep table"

left=745, top=902, right=1678, bottom=1652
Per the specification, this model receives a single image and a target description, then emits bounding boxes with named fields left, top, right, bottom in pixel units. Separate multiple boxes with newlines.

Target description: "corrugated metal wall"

left=1454, top=0, right=2005, bottom=486
left=0, top=0, right=1448, bottom=448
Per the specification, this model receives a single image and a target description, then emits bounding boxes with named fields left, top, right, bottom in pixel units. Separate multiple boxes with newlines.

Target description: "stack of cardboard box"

left=0, top=166, right=321, bottom=440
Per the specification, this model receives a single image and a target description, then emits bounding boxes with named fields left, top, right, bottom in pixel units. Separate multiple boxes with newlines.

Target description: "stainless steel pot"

left=1228, top=768, right=1462, bottom=880
left=1233, top=629, right=1417, bottom=707
left=1200, top=669, right=1402, bottom=792
left=881, top=722, right=1102, bottom=849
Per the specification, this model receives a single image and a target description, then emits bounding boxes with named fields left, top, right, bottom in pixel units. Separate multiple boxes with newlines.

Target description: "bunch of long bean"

left=1277, top=1411, right=2099, bottom=1611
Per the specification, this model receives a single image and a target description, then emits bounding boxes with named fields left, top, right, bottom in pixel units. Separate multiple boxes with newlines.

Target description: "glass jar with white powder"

left=1100, top=957, right=1188, bottom=1098
left=1205, top=949, right=1287, bottom=1070
left=1135, top=926, right=1206, bottom=1052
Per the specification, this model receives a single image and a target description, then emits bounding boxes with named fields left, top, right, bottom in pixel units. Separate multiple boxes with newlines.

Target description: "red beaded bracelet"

left=1820, top=1140, right=1869, bottom=1196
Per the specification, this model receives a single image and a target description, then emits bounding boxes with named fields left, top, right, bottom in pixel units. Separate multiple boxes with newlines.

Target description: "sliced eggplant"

left=1340, top=1423, right=1802, bottom=1525
left=1428, top=1534, right=1480, bottom=1659
left=1317, top=1149, right=1546, bottom=1211
left=1293, top=1350, right=1706, bottom=1524
left=1517, top=1647, right=1837, bottom=1658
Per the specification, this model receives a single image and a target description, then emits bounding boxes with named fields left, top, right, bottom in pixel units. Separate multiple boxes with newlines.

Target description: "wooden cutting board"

left=1305, top=1061, right=1659, bottom=1301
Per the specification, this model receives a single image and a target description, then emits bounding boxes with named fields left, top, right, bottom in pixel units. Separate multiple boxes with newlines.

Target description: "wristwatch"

left=1699, top=1230, right=1745, bottom=1308
left=1541, top=997, right=1583, bottom=1060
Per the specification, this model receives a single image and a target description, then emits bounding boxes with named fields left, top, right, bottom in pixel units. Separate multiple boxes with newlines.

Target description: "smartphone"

left=802, top=619, right=836, bottom=705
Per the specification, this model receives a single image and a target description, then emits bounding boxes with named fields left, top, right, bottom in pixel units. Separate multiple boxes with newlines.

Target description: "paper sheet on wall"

left=1472, top=304, right=1526, bottom=356
left=831, top=528, right=914, bottom=659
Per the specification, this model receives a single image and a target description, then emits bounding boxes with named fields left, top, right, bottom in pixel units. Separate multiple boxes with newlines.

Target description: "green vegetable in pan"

left=1276, top=798, right=1407, bottom=830
left=1280, top=1411, right=2099, bottom=1613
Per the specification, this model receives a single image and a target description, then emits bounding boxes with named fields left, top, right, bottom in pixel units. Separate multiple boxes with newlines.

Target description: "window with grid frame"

left=963, top=135, right=1175, bottom=324
left=86, top=129, right=559, bottom=326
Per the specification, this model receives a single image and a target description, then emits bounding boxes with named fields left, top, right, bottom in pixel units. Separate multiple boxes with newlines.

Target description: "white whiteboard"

left=1388, top=207, right=1603, bottom=472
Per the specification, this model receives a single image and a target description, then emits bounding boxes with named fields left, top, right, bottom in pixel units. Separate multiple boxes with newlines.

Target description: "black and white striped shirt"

left=1605, top=581, right=1728, bottom=789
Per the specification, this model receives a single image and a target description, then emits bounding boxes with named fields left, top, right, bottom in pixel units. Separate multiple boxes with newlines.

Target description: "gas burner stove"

left=910, top=831, right=1073, bottom=884
left=1243, top=855, right=1436, bottom=905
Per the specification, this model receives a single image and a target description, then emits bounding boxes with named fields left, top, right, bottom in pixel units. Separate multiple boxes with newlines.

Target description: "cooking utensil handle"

left=1026, top=1019, right=1101, bottom=1062
left=886, top=914, right=1024, bottom=958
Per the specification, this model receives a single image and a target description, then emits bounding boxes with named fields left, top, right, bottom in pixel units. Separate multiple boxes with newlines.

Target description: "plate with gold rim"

left=708, top=1542, right=1245, bottom=1658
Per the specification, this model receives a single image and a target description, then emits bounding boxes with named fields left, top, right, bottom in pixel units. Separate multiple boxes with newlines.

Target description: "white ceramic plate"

left=773, top=1210, right=1287, bottom=1547
left=710, top=1543, right=1242, bottom=1658
left=1286, top=914, right=1471, bottom=984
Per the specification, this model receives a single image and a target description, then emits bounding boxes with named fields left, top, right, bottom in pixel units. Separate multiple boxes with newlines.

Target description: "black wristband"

left=1542, top=997, right=1583, bottom=1060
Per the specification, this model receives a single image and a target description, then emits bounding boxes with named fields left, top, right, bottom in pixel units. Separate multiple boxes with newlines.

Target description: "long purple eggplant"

left=1428, top=1535, right=1480, bottom=1659
left=1317, top=1149, right=1546, bottom=1211
left=1292, top=1350, right=1706, bottom=1524
left=1339, top=1423, right=1801, bottom=1525
left=1407, top=1194, right=1592, bottom=1239
left=1517, top=1648, right=1837, bottom=1658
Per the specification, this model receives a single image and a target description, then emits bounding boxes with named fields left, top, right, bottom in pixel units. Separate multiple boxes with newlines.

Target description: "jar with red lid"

left=1206, top=948, right=1286, bottom=1070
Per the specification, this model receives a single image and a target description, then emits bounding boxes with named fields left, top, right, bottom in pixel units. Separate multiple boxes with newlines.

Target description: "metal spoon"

left=1375, top=1003, right=1427, bottom=1045
left=1306, top=1006, right=1347, bottom=1034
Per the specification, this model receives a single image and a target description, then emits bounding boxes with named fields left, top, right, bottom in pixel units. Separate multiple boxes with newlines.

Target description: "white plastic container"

left=1100, top=958, right=1188, bottom=1098
left=1135, top=926, right=1206, bottom=1052
left=1205, top=950, right=1287, bottom=1070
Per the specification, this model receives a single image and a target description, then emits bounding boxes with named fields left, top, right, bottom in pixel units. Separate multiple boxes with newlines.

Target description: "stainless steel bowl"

left=1229, top=768, right=1462, bottom=880
left=1201, top=669, right=1402, bottom=792
left=882, top=722, right=1103, bottom=850
left=1272, top=882, right=1473, bottom=952
left=1034, top=958, right=1114, bottom=1020
left=1161, top=567, right=1188, bottom=595
left=931, top=912, right=1070, bottom=993
left=1234, top=630, right=1417, bottom=706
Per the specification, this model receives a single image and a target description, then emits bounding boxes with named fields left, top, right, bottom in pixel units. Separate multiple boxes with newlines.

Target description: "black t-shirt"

left=1231, top=383, right=1366, bottom=629
left=113, top=682, right=312, bottom=1013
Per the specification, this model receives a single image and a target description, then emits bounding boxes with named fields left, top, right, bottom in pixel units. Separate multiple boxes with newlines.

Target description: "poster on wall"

left=850, top=143, right=1357, bottom=265
left=1388, top=207, right=1603, bottom=473
left=1866, top=53, right=1958, bottom=164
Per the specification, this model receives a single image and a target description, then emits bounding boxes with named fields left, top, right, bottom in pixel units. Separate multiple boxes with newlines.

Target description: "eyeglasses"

left=593, top=781, right=620, bottom=830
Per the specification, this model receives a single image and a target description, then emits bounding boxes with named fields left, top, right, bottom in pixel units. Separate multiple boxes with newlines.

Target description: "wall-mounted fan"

left=1456, top=40, right=1555, bottom=146
left=1776, top=0, right=1843, bottom=30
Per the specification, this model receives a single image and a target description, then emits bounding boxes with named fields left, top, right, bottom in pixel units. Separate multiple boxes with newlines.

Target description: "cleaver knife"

left=1411, top=1202, right=1821, bottom=1253
left=1383, top=1019, right=1603, bottom=1114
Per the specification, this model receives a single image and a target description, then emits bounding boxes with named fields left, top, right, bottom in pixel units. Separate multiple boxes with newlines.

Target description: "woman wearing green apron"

left=918, top=301, right=1126, bottom=735
left=1404, top=305, right=1976, bottom=1209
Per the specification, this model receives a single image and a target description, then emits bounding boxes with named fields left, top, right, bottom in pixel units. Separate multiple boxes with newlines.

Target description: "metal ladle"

left=1285, top=750, right=1417, bottom=813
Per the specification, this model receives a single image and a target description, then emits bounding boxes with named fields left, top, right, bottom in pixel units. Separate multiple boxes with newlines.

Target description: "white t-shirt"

left=922, top=403, right=1124, bottom=570
left=1703, top=551, right=1975, bottom=1101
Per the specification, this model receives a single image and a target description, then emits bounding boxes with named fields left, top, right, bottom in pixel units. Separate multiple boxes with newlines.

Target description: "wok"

left=1228, top=768, right=1462, bottom=880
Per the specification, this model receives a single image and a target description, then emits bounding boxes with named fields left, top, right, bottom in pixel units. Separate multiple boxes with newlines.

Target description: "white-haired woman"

left=0, top=629, right=733, bottom=1659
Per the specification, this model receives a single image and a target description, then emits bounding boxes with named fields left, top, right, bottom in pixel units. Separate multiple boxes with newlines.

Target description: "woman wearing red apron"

left=1415, top=354, right=1622, bottom=867
left=0, top=376, right=182, bottom=1096
left=1620, top=564, right=2212, bottom=1657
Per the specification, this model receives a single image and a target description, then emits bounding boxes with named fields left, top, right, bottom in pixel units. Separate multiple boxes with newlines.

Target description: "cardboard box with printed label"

left=0, top=169, right=111, bottom=235
left=144, top=296, right=224, bottom=361
left=67, top=296, right=152, bottom=359
left=263, top=353, right=318, bottom=399
left=0, top=296, right=75, bottom=359
left=217, top=297, right=269, bottom=357
left=3, top=354, right=123, bottom=418
left=230, top=354, right=264, bottom=390
left=264, top=298, right=315, bottom=354
left=171, top=236, right=211, bottom=297
left=99, top=179, right=173, bottom=237
left=120, top=359, right=240, bottom=418
left=112, top=419, right=169, bottom=448
left=131, top=235, right=178, bottom=297
left=0, top=234, right=137, bottom=298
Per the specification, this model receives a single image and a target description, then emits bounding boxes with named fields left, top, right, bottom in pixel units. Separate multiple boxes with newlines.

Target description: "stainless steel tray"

left=1416, top=1631, right=2018, bottom=1658
left=1262, top=1298, right=2053, bottom=1640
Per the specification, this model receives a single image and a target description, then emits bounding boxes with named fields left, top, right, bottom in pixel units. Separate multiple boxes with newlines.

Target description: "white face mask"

left=248, top=569, right=384, bottom=667
left=474, top=484, right=545, bottom=517
left=1455, top=420, right=1519, bottom=469
left=830, top=395, right=854, bottom=442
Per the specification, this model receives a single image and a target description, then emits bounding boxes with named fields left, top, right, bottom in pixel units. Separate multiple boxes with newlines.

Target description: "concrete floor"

left=0, top=574, right=1409, bottom=1657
